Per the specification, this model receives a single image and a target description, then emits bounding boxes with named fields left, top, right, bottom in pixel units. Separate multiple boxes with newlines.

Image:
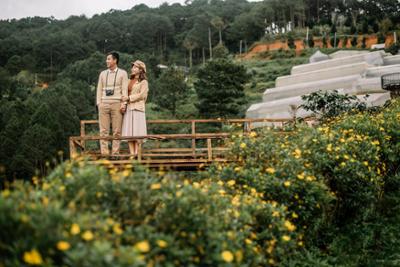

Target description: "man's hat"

left=131, top=60, right=147, bottom=73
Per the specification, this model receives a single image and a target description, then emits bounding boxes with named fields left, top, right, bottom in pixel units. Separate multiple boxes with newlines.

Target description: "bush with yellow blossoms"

left=209, top=99, right=400, bottom=265
left=1, top=158, right=300, bottom=266
left=1, top=100, right=399, bottom=266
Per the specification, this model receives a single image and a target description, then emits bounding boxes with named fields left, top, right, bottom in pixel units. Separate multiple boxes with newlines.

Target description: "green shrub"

left=351, top=36, right=358, bottom=47
left=385, top=42, right=400, bottom=55
left=210, top=99, right=400, bottom=260
left=300, top=89, right=367, bottom=120
left=1, top=159, right=300, bottom=266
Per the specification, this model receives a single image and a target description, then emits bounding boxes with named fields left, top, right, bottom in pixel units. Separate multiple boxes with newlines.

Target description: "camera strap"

left=105, top=68, right=119, bottom=91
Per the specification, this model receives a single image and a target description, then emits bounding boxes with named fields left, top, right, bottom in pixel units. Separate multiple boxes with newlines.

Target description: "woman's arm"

left=129, top=80, right=149, bottom=103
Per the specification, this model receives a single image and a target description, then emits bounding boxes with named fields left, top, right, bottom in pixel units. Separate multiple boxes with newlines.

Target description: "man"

left=96, top=52, right=128, bottom=156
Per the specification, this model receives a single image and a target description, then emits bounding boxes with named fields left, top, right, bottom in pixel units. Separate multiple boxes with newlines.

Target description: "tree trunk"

left=209, top=27, right=213, bottom=59
left=219, top=29, right=222, bottom=44
left=189, top=49, right=193, bottom=68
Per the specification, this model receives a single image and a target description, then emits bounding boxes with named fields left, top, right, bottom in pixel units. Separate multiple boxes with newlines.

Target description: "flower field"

left=1, top=99, right=399, bottom=266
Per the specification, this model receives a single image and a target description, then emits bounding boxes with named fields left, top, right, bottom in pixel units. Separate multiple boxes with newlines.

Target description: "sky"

left=0, top=0, right=188, bottom=20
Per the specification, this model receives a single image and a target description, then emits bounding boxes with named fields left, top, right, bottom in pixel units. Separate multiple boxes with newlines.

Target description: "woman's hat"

left=131, top=60, right=147, bottom=73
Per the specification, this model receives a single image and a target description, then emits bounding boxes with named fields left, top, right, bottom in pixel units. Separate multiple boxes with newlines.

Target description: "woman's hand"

left=121, top=96, right=129, bottom=102
left=120, top=103, right=127, bottom=114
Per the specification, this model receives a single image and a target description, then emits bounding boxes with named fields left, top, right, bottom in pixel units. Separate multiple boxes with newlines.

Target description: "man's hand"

left=121, top=96, right=129, bottom=102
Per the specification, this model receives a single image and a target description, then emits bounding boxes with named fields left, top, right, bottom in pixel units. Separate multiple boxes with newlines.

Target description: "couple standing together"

left=96, top=52, right=148, bottom=157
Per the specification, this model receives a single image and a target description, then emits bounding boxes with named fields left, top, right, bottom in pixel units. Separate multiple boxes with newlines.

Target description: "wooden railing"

left=69, top=118, right=306, bottom=168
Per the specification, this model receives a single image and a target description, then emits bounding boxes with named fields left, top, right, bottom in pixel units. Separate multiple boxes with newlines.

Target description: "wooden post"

left=155, top=140, right=160, bottom=149
left=191, top=121, right=196, bottom=158
left=80, top=121, right=86, bottom=151
left=69, top=137, right=77, bottom=159
left=247, top=122, right=252, bottom=132
left=138, top=141, right=142, bottom=163
left=207, top=138, right=212, bottom=161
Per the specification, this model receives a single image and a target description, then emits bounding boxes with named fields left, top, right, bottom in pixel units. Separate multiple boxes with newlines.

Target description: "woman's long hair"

left=130, top=65, right=147, bottom=82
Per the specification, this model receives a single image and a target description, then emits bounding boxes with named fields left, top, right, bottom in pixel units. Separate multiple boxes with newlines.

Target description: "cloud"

left=0, top=0, right=186, bottom=20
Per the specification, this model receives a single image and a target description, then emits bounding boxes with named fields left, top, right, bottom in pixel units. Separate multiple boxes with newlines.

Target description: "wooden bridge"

left=69, top=118, right=304, bottom=169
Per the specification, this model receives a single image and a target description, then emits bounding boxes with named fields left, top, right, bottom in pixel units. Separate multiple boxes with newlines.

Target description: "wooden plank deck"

left=69, top=117, right=309, bottom=169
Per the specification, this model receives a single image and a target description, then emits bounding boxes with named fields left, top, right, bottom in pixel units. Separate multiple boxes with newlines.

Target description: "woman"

left=121, top=60, right=149, bottom=156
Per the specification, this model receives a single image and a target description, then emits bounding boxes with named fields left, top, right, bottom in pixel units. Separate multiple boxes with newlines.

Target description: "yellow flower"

left=235, top=250, right=243, bottom=262
left=227, top=180, right=236, bottom=186
left=70, top=223, right=80, bottom=235
left=156, top=240, right=168, bottom=248
left=81, top=230, right=94, bottom=241
left=293, top=149, right=302, bottom=159
left=297, top=173, right=305, bottom=180
left=326, top=144, right=332, bottom=152
left=240, top=143, right=247, bottom=149
left=266, top=167, right=276, bottom=174
left=42, top=182, right=51, bottom=190
left=135, top=240, right=150, bottom=253
left=284, top=220, right=296, bottom=232
left=283, top=181, right=291, bottom=187
left=371, top=140, right=380, bottom=146
left=150, top=183, right=162, bottom=190
left=292, top=212, right=298, bottom=219
left=249, top=131, right=257, bottom=137
left=113, top=224, right=123, bottom=235
left=282, top=235, right=291, bottom=242
left=2, top=189, right=10, bottom=198
left=23, top=249, right=43, bottom=265
left=42, top=197, right=49, bottom=206
left=272, top=211, right=280, bottom=217
left=193, top=182, right=201, bottom=188
left=221, top=250, right=234, bottom=263
left=56, top=241, right=71, bottom=251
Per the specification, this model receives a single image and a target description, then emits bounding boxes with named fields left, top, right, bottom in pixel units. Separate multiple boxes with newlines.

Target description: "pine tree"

left=194, top=59, right=249, bottom=119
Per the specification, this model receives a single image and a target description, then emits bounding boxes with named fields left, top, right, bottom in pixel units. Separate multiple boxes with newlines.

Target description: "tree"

left=183, top=35, right=198, bottom=69
left=5, top=55, right=23, bottom=75
left=211, top=16, right=226, bottom=44
left=287, top=33, right=296, bottom=49
left=153, top=67, right=189, bottom=116
left=212, top=43, right=229, bottom=59
left=379, top=17, right=393, bottom=35
left=194, top=58, right=249, bottom=118
left=0, top=67, right=11, bottom=98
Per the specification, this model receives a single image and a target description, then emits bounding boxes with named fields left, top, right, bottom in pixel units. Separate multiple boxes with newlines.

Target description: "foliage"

left=385, top=42, right=400, bottom=55
left=213, top=44, right=230, bottom=59
left=287, top=33, right=296, bottom=50
left=153, top=67, right=189, bottom=116
left=300, top=90, right=368, bottom=120
left=0, top=159, right=299, bottom=266
left=195, top=58, right=249, bottom=118
left=209, top=99, right=400, bottom=265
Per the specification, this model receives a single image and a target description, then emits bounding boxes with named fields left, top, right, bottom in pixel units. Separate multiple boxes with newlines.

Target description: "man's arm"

left=96, top=72, right=103, bottom=106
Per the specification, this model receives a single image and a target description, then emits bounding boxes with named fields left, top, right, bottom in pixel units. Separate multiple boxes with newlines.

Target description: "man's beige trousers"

left=98, top=102, right=122, bottom=155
